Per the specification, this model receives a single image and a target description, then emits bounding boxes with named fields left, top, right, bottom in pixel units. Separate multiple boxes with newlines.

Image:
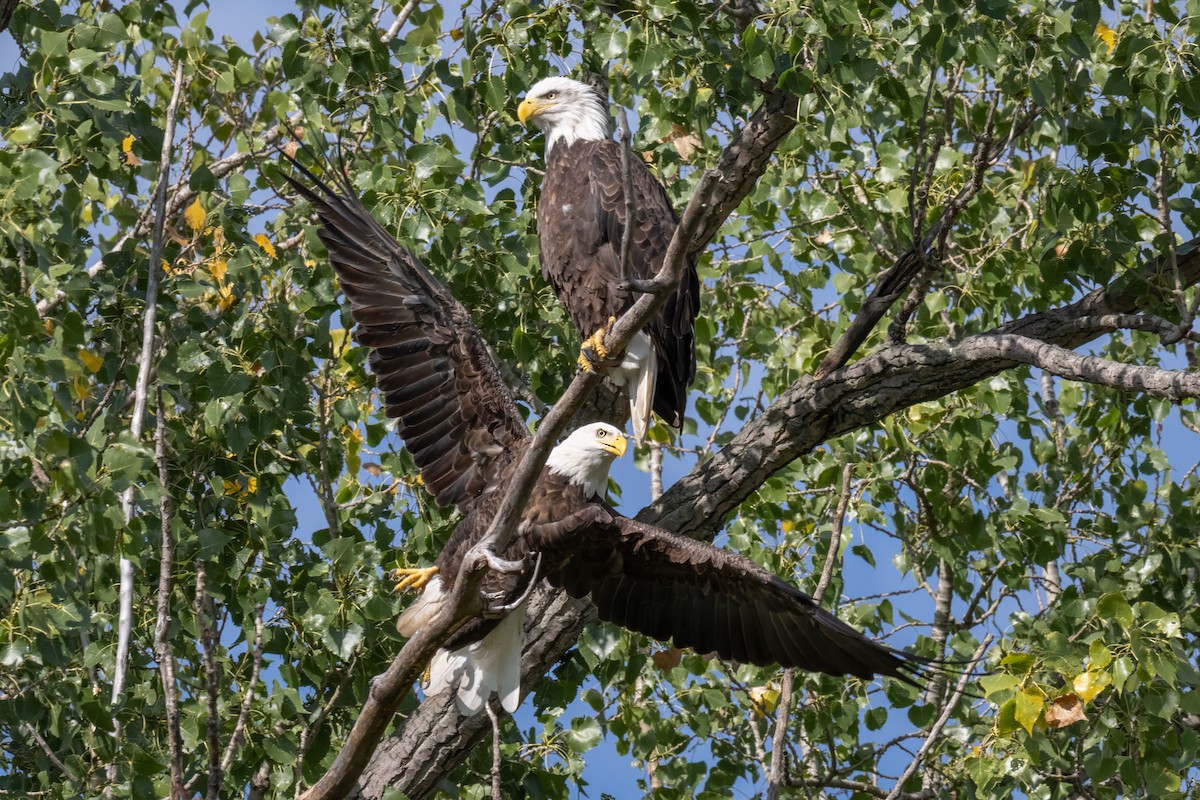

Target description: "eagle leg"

left=576, top=316, right=618, bottom=372
left=393, top=565, right=439, bottom=593
left=484, top=553, right=543, bottom=618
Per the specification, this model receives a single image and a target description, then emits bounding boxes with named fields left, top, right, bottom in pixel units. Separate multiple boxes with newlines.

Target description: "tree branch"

left=220, top=602, right=266, bottom=776
left=108, top=58, right=185, bottom=794
left=884, top=636, right=992, bottom=800
left=195, top=563, right=222, bottom=800
left=153, top=388, right=185, bottom=800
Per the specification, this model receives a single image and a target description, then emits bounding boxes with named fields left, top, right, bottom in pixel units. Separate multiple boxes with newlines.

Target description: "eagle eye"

left=597, top=429, right=607, bottom=438
left=545, top=91, right=557, bottom=100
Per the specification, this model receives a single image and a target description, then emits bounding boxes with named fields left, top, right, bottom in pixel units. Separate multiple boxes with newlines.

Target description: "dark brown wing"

left=530, top=506, right=931, bottom=686
left=283, top=156, right=530, bottom=513
left=538, top=139, right=699, bottom=427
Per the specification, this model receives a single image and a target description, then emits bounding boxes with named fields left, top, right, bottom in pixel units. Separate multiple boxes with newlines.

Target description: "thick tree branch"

left=955, top=333, right=1200, bottom=400
left=645, top=238, right=1200, bottom=538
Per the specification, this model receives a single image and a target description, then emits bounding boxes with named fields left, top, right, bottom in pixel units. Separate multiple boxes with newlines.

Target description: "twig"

left=221, top=602, right=267, bottom=775
left=153, top=388, right=185, bottom=800
left=883, top=636, right=992, bottom=800
left=109, top=58, right=186, bottom=794
left=20, top=722, right=78, bottom=781
left=649, top=441, right=664, bottom=500
left=788, top=775, right=931, bottom=800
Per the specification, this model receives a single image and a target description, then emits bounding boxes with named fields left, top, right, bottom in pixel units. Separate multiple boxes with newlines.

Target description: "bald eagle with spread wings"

left=519, top=76, right=699, bottom=442
left=284, top=156, right=939, bottom=717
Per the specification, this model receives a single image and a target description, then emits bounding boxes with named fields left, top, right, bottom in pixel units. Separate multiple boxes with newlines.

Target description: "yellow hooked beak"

left=603, top=432, right=628, bottom=458
left=517, top=97, right=546, bottom=125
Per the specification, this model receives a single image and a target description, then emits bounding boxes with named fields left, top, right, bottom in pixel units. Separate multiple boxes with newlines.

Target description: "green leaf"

left=1014, top=689, right=1044, bottom=734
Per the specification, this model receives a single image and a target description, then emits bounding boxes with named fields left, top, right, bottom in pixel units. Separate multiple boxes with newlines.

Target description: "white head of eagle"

left=517, top=76, right=611, bottom=153
left=545, top=422, right=628, bottom=499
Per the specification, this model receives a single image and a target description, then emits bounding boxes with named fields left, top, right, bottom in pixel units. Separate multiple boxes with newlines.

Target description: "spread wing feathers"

left=283, top=156, right=530, bottom=513
left=541, top=140, right=699, bottom=428
left=538, top=512, right=931, bottom=686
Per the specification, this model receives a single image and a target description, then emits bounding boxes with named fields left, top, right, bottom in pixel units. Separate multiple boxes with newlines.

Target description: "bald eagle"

left=284, top=157, right=939, bottom=717
left=518, top=76, right=699, bottom=442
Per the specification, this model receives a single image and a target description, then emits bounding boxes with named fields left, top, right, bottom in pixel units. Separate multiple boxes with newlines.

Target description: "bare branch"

left=195, top=563, right=222, bottom=800
left=153, top=388, right=185, bottom=800
left=956, top=333, right=1200, bottom=401
left=19, top=722, right=78, bottom=782
left=485, top=701, right=503, bottom=800
left=221, top=603, right=266, bottom=776
left=380, top=0, right=420, bottom=43
left=109, top=58, right=186, bottom=793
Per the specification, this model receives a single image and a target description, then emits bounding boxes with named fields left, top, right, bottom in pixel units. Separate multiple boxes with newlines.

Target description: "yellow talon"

left=578, top=316, right=618, bottom=370
left=393, top=565, right=439, bottom=593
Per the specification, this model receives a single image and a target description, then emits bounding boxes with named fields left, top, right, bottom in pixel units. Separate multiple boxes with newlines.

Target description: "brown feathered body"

left=539, top=138, right=699, bottom=429
left=284, top=156, right=940, bottom=715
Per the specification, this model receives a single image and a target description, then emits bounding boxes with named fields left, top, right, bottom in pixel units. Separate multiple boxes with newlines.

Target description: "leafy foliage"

left=1, top=0, right=1199, bottom=798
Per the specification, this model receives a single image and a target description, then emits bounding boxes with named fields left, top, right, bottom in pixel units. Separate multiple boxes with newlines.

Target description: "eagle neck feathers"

left=544, top=100, right=610, bottom=154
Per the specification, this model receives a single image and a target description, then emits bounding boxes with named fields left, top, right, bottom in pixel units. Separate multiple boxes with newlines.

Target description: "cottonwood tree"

left=1, top=0, right=1199, bottom=798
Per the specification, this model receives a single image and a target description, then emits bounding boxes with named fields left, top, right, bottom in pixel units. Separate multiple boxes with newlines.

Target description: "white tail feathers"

left=608, top=331, right=656, bottom=442
left=426, top=603, right=526, bottom=715
left=396, top=577, right=445, bottom=637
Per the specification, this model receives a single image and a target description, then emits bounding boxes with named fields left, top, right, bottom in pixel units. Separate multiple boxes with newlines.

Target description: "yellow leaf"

left=346, top=427, right=363, bottom=474
left=748, top=685, right=780, bottom=715
left=254, top=233, right=277, bottom=259
left=217, top=283, right=237, bottom=312
left=780, top=520, right=795, bottom=533
left=1096, top=23, right=1116, bottom=55
left=1044, top=693, right=1087, bottom=729
left=70, top=374, right=91, bottom=403
left=184, top=198, right=207, bottom=232
left=121, top=134, right=142, bottom=167
left=1073, top=670, right=1111, bottom=703
left=210, top=258, right=227, bottom=283
left=224, top=474, right=257, bottom=501
left=1014, top=688, right=1043, bottom=734
left=78, top=348, right=103, bottom=373
left=82, top=203, right=94, bottom=224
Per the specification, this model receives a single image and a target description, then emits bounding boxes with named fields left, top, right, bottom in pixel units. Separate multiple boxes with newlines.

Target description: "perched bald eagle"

left=518, top=76, right=699, bottom=442
left=284, top=157, right=939, bottom=717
